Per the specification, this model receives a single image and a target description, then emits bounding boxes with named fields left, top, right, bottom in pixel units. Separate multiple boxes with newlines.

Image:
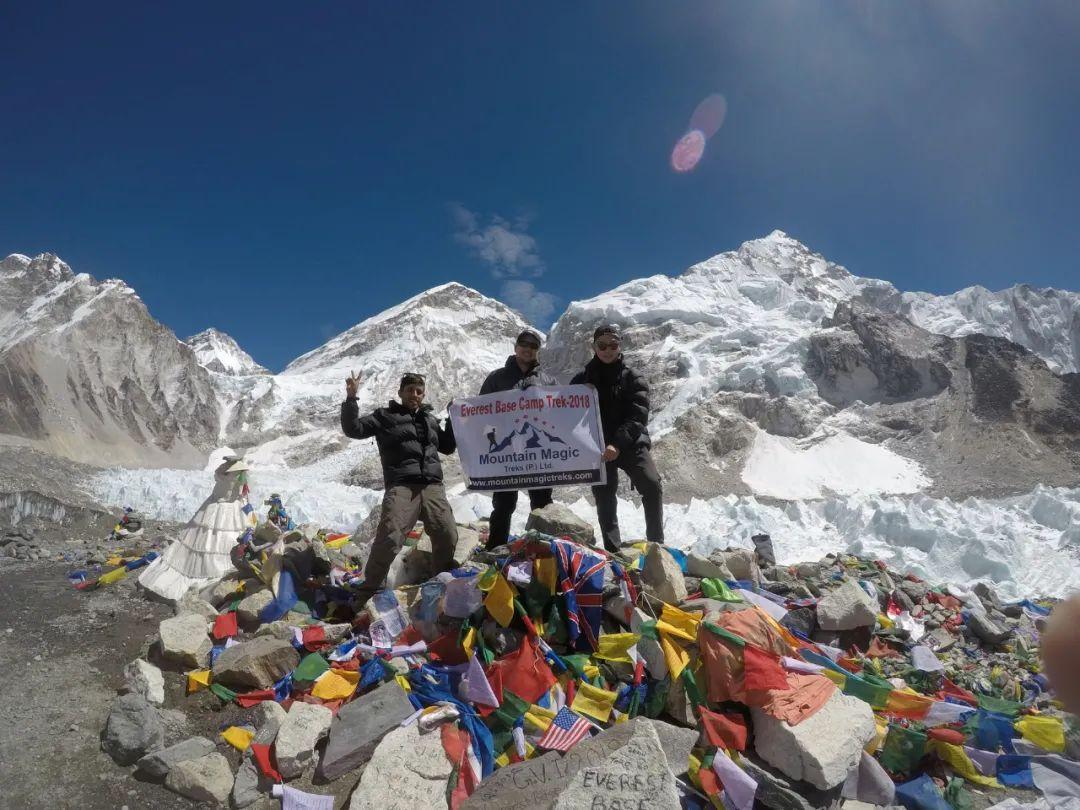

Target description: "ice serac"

left=0, top=253, right=220, bottom=467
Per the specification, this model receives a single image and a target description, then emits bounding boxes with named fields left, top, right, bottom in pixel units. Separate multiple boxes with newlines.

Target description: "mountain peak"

left=2, top=252, right=73, bottom=281
left=186, top=328, right=269, bottom=376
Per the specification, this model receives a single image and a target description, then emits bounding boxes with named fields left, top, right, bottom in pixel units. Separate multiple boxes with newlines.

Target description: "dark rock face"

left=964, top=334, right=1024, bottom=421
left=806, top=302, right=952, bottom=407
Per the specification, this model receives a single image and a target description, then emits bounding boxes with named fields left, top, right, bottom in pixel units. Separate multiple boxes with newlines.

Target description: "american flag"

left=538, top=707, right=592, bottom=752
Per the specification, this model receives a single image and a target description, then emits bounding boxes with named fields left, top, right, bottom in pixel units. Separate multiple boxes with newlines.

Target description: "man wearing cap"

left=478, top=329, right=557, bottom=549
left=341, top=371, right=459, bottom=604
left=571, top=325, right=664, bottom=553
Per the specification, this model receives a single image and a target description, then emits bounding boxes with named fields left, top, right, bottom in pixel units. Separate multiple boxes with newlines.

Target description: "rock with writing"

left=318, top=682, right=416, bottom=781
left=348, top=723, right=453, bottom=809
left=462, top=718, right=680, bottom=810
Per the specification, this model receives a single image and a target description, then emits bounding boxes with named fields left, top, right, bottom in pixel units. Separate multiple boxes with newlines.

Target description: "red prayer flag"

left=249, top=743, right=282, bottom=782
left=928, top=727, right=966, bottom=745
left=742, top=645, right=790, bottom=693
left=212, top=612, right=238, bottom=640
left=302, top=625, right=327, bottom=651
left=235, top=688, right=276, bottom=708
left=488, top=639, right=556, bottom=704
left=697, top=763, right=722, bottom=796
left=699, top=707, right=749, bottom=751
left=428, top=632, right=468, bottom=666
left=476, top=667, right=503, bottom=718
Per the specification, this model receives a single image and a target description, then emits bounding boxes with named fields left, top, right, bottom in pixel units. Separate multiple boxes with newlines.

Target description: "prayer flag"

left=212, top=612, right=238, bottom=640
left=311, top=670, right=356, bottom=701
left=594, top=632, right=640, bottom=664
left=571, top=680, right=617, bottom=723
left=700, top=707, right=748, bottom=751
left=221, top=725, right=254, bottom=751
left=484, top=573, right=516, bottom=628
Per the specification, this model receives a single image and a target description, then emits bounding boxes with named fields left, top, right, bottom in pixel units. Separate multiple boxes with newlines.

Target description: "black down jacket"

left=570, top=356, right=651, bottom=451
left=341, top=399, right=456, bottom=487
left=479, top=356, right=556, bottom=394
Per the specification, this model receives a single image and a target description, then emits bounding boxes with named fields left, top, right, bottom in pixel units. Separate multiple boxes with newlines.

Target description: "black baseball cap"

left=516, top=330, right=542, bottom=348
left=399, top=373, right=426, bottom=389
left=593, top=325, right=622, bottom=341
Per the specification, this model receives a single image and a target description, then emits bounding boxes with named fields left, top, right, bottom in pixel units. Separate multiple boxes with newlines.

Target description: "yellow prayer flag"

left=324, top=534, right=351, bottom=550
left=524, top=706, right=555, bottom=732
left=221, top=726, right=254, bottom=752
left=1015, top=714, right=1065, bottom=753
left=105, top=556, right=123, bottom=567
left=462, top=627, right=477, bottom=658
left=534, top=557, right=557, bottom=594
left=877, top=613, right=894, bottom=629
left=395, top=674, right=411, bottom=693
left=484, top=573, right=516, bottom=628
left=98, top=567, right=128, bottom=586
left=311, top=670, right=356, bottom=701
left=186, top=669, right=212, bottom=694
left=595, top=632, right=640, bottom=664
left=495, top=751, right=511, bottom=768
left=659, top=632, right=690, bottom=680
left=477, top=565, right=499, bottom=592
left=927, top=741, right=1001, bottom=788
left=865, top=717, right=889, bottom=754
left=571, top=680, right=618, bottom=723
left=583, top=663, right=600, bottom=680
left=334, top=669, right=360, bottom=686
left=658, top=604, right=701, bottom=642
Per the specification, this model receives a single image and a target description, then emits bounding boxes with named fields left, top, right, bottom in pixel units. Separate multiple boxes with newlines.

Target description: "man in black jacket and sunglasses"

left=571, top=325, right=664, bottom=553
left=341, top=371, right=459, bottom=604
left=479, top=329, right=557, bottom=549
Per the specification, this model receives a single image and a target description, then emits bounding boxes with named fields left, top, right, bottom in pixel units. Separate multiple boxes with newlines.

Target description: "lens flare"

left=671, top=129, right=706, bottom=173
left=670, top=93, right=726, bottom=173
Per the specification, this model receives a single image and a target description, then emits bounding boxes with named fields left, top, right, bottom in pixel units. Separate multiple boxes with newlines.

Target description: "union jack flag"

left=538, top=706, right=591, bottom=752
left=550, top=538, right=607, bottom=652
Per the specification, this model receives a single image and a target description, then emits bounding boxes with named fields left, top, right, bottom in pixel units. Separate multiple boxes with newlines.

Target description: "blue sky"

left=2, top=2, right=1078, bottom=371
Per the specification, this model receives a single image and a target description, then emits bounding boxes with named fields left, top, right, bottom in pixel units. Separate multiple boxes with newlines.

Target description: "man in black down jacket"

left=341, top=371, right=459, bottom=604
left=479, top=329, right=557, bottom=549
left=571, top=325, right=664, bottom=552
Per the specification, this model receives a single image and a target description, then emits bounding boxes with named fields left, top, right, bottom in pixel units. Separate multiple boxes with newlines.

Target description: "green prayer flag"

left=944, top=776, right=973, bottom=810
left=701, top=621, right=746, bottom=647
left=562, top=654, right=591, bottom=680
left=293, top=653, right=330, bottom=683
left=879, top=724, right=927, bottom=775
left=700, top=579, right=743, bottom=602
left=977, top=693, right=1022, bottom=718
left=842, top=672, right=892, bottom=710
left=210, top=682, right=237, bottom=703
left=492, top=689, right=531, bottom=729
left=680, top=667, right=706, bottom=710
left=645, top=678, right=670, bottom=719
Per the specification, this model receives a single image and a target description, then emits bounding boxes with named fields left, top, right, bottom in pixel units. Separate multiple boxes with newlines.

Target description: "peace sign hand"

left=345, top=369, right=361, bottom=398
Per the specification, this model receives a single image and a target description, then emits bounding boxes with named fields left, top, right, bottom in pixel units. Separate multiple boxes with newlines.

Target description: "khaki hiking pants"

left=359, top=483, right=459, bottom=601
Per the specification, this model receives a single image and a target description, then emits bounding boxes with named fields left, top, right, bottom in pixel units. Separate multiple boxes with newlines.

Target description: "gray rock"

left=164, top=751, right=233, bottom=805
left=740, top=755, right=844, bottom=810
left=483, top=619, right=524, bottom=656
left=462, top=718, right=680, bottom=810
left=641, top=718, right=697, bottom=776
left=211, top=637, right=300, bottom=690
left=203, top=577, right=244, bottom=607
left=665, top=652, right=698, bottom=727
left=174, top=592, right=219, bottom=620
left=230, top=757, right=266, bottom=809
left=254, top=620, right=296, bottom=642
left=236, top=588, right=273, bottom=624
left=251, top=700, right=287, bottom=746
left=275, top=701, right=334, bottom=779
left=715, top=548, right=762, bottom=586
left=685, top=552, right=733, bottom=581
left=158, top=613, right=212, bottom=668
left=526, top=502, right=595, bottom=547
left=136, top=736, right=216, bottom=780
left=841, top=751, right=896, bottom=806
left=898, top=579, right=930, bottom=603
left=101, top=693, right=165, bottom=765
left=630, top=607, right=668, bottom=679
left=816, top=580, right=878, bottom=631
left=891, top=588, right=915, bottom=613
left=122, top=658, right=165, bottom=706
left=968, top=612, right=1011, bottom=645
left=751, top=690, right=876, bottom=790
left=641, top=542, right=687, bottom=604
left=318, top=682, right=416, bottom=781
left=348, top=723, right=453, bottom=810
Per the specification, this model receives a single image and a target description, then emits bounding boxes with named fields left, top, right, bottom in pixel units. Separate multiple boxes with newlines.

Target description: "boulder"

left=841, top=751, right=896, bottom=806
left=739, top=754, right=845, bottom=810
left=211, top=637, right=300, bottom=690
left=122, top=658, right=165, bottom=705
left=203, top=577, right=244, bottom=607
left=816, top=580, right=878, bottom=631
left=685, top=552, right=733, bottom=581
left=641, top=718, right=697, bottom=776
left=713, top=548, right=762, bottom=586
left=525, top=503, right=595, bottom=547
left=968, top=612, right=1011, bottom=645
left=751, top=690, right=876, bottom=790
left=236, top=588, right=273, bottom=624
left=275, top=701, right=334, bottom=779
left=254, top=621, right=296, bottom=642
left=641, top=543, right=687, bottom=604
left=665, top=654, right=698, bottom=727
left=158, top=613, right=212, bottom=668
left=451, top=525, right=483, bottom=564
left=318, top=682, right=416, bottom=781
left=630, top=607, right=668, bottom=679
left=136, top=736, right=216, bottom=780
left=164, top=751, right=233, bottom=805
left=230, top=758, right=268, bottom=809
left=461, top=718, right=680, bottom=810
left=174, top=592, right=219, bottom=620
left=898, top=579, right=930, bottom=603
left=251, top=699, right=287, bottom=746
left=101, top=693, right=164, bottom=765
left=348, top=723, right=453, bottom=810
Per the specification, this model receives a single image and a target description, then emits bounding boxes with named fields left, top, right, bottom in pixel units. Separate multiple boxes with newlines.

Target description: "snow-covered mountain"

left=186, top=328, right=268, bottom=376
left=0, top=253, right=219, bottom=467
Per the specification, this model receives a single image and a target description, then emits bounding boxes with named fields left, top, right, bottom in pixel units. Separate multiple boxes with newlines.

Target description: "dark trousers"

left=356, top=483, right=459, bottom=604
left=593, top=446, right=664, bottom=552
left=486, top=488, right=553, bottom=549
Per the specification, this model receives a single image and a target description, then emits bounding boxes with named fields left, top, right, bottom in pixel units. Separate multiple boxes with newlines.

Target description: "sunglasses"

left=516, top=341, right=541, bottom=350
left=595, top=340, right=621, bottom=350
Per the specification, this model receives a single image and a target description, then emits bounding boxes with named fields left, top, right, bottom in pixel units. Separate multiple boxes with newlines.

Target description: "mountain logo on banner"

left=485, top=417, right=568, bottom=453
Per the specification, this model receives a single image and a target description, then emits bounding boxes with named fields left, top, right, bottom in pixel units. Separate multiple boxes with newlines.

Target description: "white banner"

left=449, top=385, right=607, bottom=491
